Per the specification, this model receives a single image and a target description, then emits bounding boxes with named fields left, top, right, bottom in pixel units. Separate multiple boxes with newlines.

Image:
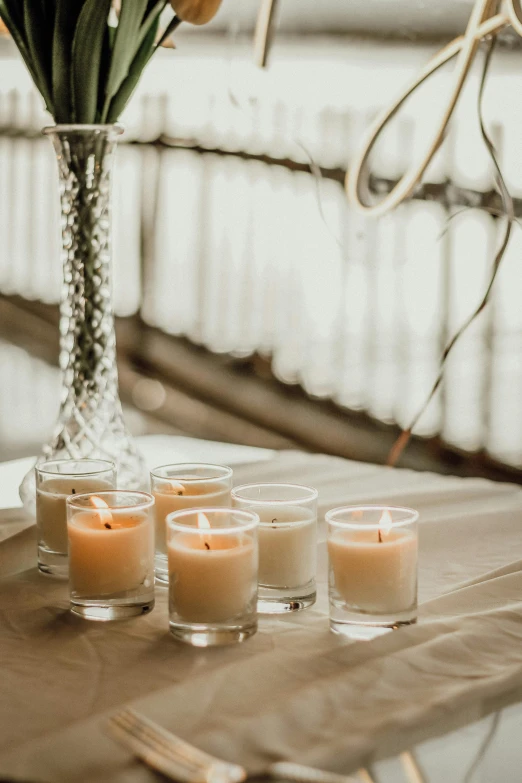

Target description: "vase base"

left=20, top=437, right=146, bottom=516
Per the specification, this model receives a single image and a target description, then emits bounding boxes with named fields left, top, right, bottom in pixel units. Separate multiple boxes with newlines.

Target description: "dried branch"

left=387, top=35, right=514, bottom=467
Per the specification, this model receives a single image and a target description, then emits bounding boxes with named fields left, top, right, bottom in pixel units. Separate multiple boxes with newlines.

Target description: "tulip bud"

left=169, top=0, right=222, bottom=25
left=0, top=18, right=9, bottom=36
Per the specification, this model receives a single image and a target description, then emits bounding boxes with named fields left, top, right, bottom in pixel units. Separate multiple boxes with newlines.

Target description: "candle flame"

left=90, top=496, right=114, bottom=529
left=197, top=512, right=211, bottom=549
left=378, top=509, right=393, bottom=540
left=168, top=480, right=185, bottom=496
left=197, top=512, right=211, bottom=530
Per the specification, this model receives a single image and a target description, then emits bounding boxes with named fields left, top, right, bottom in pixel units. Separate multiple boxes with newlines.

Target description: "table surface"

left=2, top=436, right=522, bottom=783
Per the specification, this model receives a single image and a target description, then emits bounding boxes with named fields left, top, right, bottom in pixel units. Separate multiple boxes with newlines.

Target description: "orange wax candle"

left=68, top=508, right=154, bottom=597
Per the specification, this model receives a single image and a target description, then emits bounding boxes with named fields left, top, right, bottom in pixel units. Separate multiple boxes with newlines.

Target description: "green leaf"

left=156, top=13, right=181, bottom=48
left=138, top=1, right=167, bottom=47
left=0, top=1, right=46, bottom=106
left=40, top=0, right=56, bottom=27
left=23, top=0, right=54, bottom=114
left=108, top=24, right=117, bottom=50
left=105, top=17, right=159, bottom=124
left=53, top=0, right=86, bottom=123
left=102, top=0, right=149, bottom=117
left=71, top=0, right=112, bottom=123
left=0, top=0, right=25, bottom=39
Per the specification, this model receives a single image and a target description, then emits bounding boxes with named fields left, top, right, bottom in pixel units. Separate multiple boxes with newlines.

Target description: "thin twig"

left=296, top=140, right=345, bottom=253
left=437, top=205, right=522, bottom=240
left=387, top=35, right=514, bottom=467
left=224, top=4, right=343, bottom=254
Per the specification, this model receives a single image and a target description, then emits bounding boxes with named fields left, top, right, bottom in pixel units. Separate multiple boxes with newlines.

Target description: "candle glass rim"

left=166, top=506, right=260, bottom=535
left=150, top=463, right=233, bottom=483
left=36, top=458, right=116, bottom=478
left=231, top=482, right=319, bottom=506
left=65, top=490, right=154, bottom=512
left=326, top=505, right=419, bottom=530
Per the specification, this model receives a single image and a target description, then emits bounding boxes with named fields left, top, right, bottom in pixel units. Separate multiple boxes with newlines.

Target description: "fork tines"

left=108, top=708, right=247, bottom=783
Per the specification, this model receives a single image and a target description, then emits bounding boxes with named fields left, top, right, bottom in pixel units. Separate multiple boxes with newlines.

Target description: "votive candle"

left=232, top=483, right=318, bottom=613
left=35, top=459, right=116, bottom=578
left=167, top=507, right=259, bottom=646
left=67, top=491, right=155, bottom=621
left=150, top=463, right=232, bottom=583
left=327, top=505, right=418, bottom=638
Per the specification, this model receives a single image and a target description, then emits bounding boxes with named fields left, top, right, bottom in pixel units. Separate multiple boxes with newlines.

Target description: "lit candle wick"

left=168, top=480, right=185, bottom=497
left=197, top=512, right=212, bottom=551
left=378, top=510, right=393, bottom=544
left=90, top=496, right=114, bottom=530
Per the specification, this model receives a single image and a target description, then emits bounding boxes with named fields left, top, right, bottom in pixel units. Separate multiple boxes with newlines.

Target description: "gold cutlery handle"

left=268, top=761, right=359, bottom=783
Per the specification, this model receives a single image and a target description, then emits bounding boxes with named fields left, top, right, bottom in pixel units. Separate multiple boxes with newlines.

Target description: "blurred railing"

left=1, top=36, right=522, bottom=472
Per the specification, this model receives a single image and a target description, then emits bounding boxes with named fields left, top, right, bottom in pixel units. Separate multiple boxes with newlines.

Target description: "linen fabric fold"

left=1, top=445, right=522, bottom=782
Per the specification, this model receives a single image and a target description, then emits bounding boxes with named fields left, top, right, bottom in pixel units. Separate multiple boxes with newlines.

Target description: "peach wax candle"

left=35, top=459, right=116, bottom=578
left=150, top=464, right=232, bottom=583
left=167, top=508, right=259, bottom=646
left=67, top=491, right=155, bottom=621
left=327, top=506, right=419, bottom=638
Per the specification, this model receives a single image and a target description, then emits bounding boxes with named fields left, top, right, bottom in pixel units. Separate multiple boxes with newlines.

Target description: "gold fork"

left=108, top=707, right=360, bottom=783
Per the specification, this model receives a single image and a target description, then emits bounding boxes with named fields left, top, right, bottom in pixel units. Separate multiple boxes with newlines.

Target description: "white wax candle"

left=36, top=477, right=113, bottom=554
left=153, top=480, right=230, bottom=555
left=168, top=532, right=256, bottom=623
left=328, top=528, right=417, bottom=614
left=68, top=510, right=154, bottom=597
left=254, top=505, right=317, bottom=589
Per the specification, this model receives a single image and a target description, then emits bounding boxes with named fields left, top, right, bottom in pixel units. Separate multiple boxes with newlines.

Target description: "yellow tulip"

left=169, top=0, right=222, bottom=25
left=0, top=19, right=9, bottom=36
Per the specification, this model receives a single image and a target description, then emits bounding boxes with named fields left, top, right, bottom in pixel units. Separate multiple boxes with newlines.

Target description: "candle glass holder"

left=166, top=507, right=259, bottom=647
left=35, top=459, right=116, bottom=578
left=150, top=463, right=233, bottom=585
left=232, top=483, right=318, bottom=613
left=66, top=491, right=155, bottom=621
left=327, top=506, right=419, bottom=639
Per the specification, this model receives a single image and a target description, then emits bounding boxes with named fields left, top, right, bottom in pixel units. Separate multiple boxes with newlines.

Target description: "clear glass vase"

left=20, top=125, right=145, bottom=513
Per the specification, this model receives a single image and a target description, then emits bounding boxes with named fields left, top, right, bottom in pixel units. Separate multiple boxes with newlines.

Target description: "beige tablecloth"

left=2, top=440, right=522, bottom=782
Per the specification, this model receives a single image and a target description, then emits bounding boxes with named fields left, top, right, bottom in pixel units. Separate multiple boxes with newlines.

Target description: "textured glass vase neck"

left=54, top=129, right=117, bottom=405
left=19, top=128, right=144, bottom=512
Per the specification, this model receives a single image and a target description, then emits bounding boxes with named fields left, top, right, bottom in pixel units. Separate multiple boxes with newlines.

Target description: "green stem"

left=156, top=14, right=181, bottom=48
